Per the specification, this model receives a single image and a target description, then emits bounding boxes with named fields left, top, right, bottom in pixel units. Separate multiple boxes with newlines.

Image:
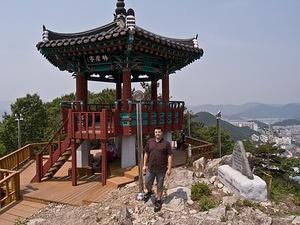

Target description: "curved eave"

left=37, top=23, right=128, bottom=50
left=46, top=22, right=117, bottom=40
left=135, top=26, right=202, bottom=54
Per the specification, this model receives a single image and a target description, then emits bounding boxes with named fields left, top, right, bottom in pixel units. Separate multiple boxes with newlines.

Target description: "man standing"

left=143, top=127, right=173, bottom=212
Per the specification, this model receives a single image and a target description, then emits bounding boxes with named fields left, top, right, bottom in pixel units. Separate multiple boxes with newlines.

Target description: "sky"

left=0, top=0, right=299, bottom=106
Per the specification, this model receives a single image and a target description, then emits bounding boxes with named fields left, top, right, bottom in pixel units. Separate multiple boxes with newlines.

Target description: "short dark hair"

left=154, top=126, right=163, bottom=131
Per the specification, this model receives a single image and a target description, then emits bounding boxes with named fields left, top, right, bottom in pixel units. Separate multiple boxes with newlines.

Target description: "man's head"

left=154, top=127, right=163, bottom=140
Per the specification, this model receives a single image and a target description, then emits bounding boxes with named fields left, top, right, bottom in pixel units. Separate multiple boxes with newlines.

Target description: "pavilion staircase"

left=31, top=119, right=72, bottom=182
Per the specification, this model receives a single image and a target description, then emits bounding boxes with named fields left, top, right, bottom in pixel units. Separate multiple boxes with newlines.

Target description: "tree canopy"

left=0, top=90, right=119, bottom=156
left=0, top=94, right=48, bottom=155
left=182, top=111, right=234, bottom=157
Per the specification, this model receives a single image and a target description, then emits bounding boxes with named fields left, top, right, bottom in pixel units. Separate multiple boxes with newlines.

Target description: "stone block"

left=218, top=165, right=267, bottom=201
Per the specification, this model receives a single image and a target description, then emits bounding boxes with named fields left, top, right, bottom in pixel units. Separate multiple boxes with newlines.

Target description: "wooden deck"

left=0, top=147, right=186, bottom=222
left=0, top=159, right=117, bottom=222
left=20, top=159, right=117, bottom=206
left=0, top=200, right=46, bottom=225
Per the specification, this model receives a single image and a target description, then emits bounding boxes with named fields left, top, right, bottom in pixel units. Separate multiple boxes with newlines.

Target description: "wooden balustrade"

left=185, top=136, right=212, bottom=147
left=0, top=169, right=20, bottom=210
left=0, top=143, right=46, bottom=171
left=72, top=110, right=114, bottom=140
left=185, top=136, right=214, bottom=162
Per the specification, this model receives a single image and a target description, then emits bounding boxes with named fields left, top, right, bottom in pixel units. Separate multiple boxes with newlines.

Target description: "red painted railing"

left=32, top=118, right=71, bottom=182
left=71, top=109, right=115, bottom=140
left=69, top=101, right=184, bottom=139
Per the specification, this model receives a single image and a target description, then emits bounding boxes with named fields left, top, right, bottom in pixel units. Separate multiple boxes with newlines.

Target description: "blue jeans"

left=145, top=169, right=166, bottom=193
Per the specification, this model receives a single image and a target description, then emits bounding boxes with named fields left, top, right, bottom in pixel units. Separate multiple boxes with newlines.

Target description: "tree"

left=195, top=125, right=234, bottom=156
left=183, top=111, right=204, bottom=137
left=0, top=113, right=19, bottom=153
left=0, top=122, right=7, bottom=156
left=182, top=110, right=234, bottom=156
left=0, top=94, right=48, bottom=153
left=43, top=89, right=116, bottom=139
left=243, top=140, right=300, bottom=202
left=44, top=93, right=75, bottom=138
left=140, top=82, right=161, bottom=101
left=89, top=89, right=116, bottom=105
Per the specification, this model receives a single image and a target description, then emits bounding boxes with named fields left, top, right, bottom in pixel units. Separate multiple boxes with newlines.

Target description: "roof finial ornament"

left=126, top=8, right=136, bottom=31
left=42, top=25, right=49, bottom=42
left=115, top=0, right=126, bottom=18
left=193, top=34, right=199, bottom=48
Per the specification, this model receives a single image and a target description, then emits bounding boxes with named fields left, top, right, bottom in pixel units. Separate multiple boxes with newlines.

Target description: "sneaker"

left=154, top=199, right=162, bottom=212
left=143, top=191, right=153, bottom=203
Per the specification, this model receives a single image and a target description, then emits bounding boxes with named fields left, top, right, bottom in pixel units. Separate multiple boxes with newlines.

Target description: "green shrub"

left=198, top=196, right=218, bottom=211
left=14, top=218, right=29, bottom=225
left=220, top=215, right=227, bottom=222
left=270, top=177, right=299, bottom=202
left=191, top=182, right=212, bottom=201
left=233, top=199, right=244, bottom=209
left=242, top=199, right=255, bottom=207
left=294, top=194, right=300, bottom=206
left=225, top=203, right=231, bottom=211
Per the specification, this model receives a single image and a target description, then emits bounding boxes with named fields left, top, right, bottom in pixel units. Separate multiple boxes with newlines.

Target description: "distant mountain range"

left=194, top=112, right=258, bottom=141
left=248, top=120, right=268, bottom=129
left=272, top=119, right=300, bottom=127
left=191, top=103, right=300, bottom=120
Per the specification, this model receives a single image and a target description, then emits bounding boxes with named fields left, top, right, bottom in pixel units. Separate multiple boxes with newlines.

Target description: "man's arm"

left=167, top=154, right=173, bottom=176
left=143, top=152, right=149, bottom=174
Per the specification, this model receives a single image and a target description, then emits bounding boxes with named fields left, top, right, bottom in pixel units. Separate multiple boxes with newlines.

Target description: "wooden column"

left=35, top=153, right=42, bottom=183
left=71, top=139, right=77, bottom=186
left=101, top=141, right=108, bottom=185
left=162, top=74, right=170, bottom=130
left=76, top=73, right=88, bottom=111
left=122, top=69, right=132, bottom=111
left=116, top=78, right=122, bottom=110
left=162, top=74, right=169, bottom=102
left=151, top=79, right=158, bottom=110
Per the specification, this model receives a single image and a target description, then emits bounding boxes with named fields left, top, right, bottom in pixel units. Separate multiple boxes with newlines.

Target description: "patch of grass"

left=190, top=182, right=220, bottom=212
left=198, top=196, right=218, bottom=212
left=191, top=182, right=212, bottom=201
left=233, top=199, right=244, bottom=208
left=270, top=177, right=300, bottom=203
left=242, top=199, right=255, bottom=207
left=294, top=194, right=300, bottom=206
left=14, top=218, right=29, bottom=225
left=225, top=203, right=231, bottom=211
left=220, top=215, right=227, bottom=222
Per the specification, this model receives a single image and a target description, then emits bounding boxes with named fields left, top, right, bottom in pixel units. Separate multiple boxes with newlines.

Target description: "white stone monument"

left=218, top=141, right=268, bottom=201
left=121, top=135, right=136, bottom=168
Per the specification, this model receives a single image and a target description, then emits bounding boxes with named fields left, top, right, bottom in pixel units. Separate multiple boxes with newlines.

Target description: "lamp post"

left=216, top=111, right=221, bottom=158
left=133, top=90, right=145, bottom=201
left=15, top=114, right=23, bottom=149
left=187, top=110, right=191, bottom=137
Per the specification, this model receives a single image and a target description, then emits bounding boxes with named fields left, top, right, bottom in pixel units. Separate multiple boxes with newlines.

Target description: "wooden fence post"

left=36, top=153, right=42, bottom=183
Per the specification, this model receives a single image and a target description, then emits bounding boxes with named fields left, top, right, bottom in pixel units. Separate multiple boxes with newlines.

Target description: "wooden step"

left=53, top=161, right=64, bottom=167
left=42, top=172, right=53, bottom=180
left=106, top=176, right=134, bottom=188
left=58, top=155, right=69, bottom=161
left=48, top=166, right=59, bottom=173
left=62, top=151, right=71, bottom=156
left=124, top=166, right=139, bottom=180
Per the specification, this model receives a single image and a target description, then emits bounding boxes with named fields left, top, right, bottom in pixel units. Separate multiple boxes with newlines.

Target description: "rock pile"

left=27, top=156, right=299, bottom=225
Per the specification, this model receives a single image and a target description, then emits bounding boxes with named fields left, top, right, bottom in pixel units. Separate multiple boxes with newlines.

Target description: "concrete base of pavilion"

left=75, top=132, right=173, bottom=171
